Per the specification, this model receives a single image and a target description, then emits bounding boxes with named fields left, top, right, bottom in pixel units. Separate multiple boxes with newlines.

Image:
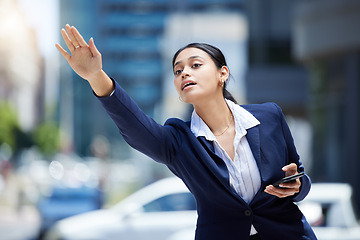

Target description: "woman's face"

left=173, top=47, right=227, bottom=104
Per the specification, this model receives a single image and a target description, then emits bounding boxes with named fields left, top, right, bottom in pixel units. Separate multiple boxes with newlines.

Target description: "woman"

left=56, top=24, right=317, bottom=240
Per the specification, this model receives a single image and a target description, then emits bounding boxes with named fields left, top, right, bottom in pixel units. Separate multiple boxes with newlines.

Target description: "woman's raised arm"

left=55, top=24, right=114, bottom=97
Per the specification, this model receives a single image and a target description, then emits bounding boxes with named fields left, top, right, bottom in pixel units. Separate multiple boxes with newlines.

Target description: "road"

left=0, top=205, right=40, bottom=240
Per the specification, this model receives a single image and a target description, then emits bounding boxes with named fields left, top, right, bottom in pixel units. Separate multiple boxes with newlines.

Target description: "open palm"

left=55, top=24, right=102, bottom=81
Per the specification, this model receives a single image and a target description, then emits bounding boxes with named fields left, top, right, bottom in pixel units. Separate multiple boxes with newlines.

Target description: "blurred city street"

left=0, top=158, right=39, bottom=239
left=0, top=205, right=40, bottom=240
left=1, top=0, right=360, bottom=239
left=0, top=150, right=152, bottom=240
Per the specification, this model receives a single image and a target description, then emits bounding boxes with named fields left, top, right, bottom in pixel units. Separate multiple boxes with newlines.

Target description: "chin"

left=182, top=91, right=210, bottom=105
left=182, top=95, right=196, bottom=104
left=183, top=98, right=203, bottom=106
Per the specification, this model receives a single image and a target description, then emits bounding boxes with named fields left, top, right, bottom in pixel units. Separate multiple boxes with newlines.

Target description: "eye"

left=174, top=69, right=182, bottom=76
left=192, top=63, right=202, bottom=68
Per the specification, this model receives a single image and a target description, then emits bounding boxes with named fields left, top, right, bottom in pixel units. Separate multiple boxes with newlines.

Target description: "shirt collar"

left=190, top=99, right=260, bottom=140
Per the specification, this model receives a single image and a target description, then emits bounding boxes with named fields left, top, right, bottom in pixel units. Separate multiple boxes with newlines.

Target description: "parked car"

left=45, top=178, right=360, bottom=240
left=166, top=183, right=360, bottom=240
left=298, top=183, right=360, bottom=240
left=37, top=186, right=101, bottom=238
left=45, top=177, right=197, bottom=240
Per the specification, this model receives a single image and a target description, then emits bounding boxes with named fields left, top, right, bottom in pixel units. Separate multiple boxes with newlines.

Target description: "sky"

left=17, top=0, right=60, bottom=109
left=17, top=0, right=59, bottom=58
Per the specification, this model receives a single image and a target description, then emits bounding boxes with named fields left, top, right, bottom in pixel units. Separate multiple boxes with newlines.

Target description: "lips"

left=181, top=80, right=196, bottom=91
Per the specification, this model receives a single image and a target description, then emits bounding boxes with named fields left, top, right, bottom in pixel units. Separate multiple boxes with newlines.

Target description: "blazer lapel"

left=246, top=127, right=261, bottom=164
left=246, top=126, right=265, bottom=183
left=197, top=136, right=245, bottom=201
left=197, top=136, right=229, bottom=180
left=185, top=122, right=227, bottom=179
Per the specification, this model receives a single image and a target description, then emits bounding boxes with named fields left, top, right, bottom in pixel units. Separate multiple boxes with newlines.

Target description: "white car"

left=45, top=177, right=197, bottom=240
left=46, top=178, right=360, bottom=240
left=298, top=183, right=360, bottom=240
left=166, top=183, right=360, bottom=240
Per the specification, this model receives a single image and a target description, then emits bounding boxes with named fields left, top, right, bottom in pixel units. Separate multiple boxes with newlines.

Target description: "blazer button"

left=244, top=210, right=252, bottom=217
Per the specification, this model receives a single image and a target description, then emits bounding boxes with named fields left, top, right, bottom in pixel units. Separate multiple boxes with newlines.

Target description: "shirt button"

left=244, top=210, right=252, bottom=217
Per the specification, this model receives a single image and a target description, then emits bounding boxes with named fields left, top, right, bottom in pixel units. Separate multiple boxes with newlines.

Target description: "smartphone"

left=273, top=172, right=304, bottom=188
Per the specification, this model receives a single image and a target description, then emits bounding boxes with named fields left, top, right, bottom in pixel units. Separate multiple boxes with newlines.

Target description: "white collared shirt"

left=190, top=99, right=261, bottom=235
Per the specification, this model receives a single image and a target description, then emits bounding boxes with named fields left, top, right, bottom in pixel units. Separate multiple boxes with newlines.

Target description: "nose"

left=181, top=73, right=190, bottom=79
left=181, top=67, right=191, bottom=79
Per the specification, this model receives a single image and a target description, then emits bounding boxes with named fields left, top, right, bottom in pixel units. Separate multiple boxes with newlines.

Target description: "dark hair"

left=172, top=43, right=237, bottom=104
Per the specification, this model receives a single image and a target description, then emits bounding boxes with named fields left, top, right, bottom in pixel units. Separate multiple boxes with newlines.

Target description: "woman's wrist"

left=88, top=70, right=114, bottom=97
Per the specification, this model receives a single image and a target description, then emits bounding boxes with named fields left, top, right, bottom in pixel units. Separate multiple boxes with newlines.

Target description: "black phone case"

left=273, top=172, right=304, bottom=187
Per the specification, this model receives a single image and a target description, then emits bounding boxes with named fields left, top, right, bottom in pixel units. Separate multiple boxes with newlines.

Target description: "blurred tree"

left=0, top=101, right=61, bottom=162
left=32, top=122, right=60, bottom=158
left=0, top=102, right=33, bottom=164
left=0, top=101, right=21, bottom=151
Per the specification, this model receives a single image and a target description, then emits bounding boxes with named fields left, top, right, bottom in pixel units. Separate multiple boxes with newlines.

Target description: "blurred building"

left=245, top=0, right=308, bottom=116
left=245, top=0, right=360, bottom=216
left=244, top=0, right=313, bottom=178
left=293, top=0, right=360, bottom=216
left=58, top=0, right=244, bottom=157
left=0, top=0, right=44, bottom=131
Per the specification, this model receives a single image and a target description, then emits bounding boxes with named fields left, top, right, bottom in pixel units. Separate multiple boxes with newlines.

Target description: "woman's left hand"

left=264, top=163, right=301, bottom=198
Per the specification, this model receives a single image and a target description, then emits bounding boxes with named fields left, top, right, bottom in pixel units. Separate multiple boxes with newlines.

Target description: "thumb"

left=282, top=163, right=298, bottom=175
left=89, top=37, right=101, bottom=57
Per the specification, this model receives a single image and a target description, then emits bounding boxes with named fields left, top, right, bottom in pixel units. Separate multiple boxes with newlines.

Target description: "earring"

left=179, top=96, right=184, bottom=102
left=219, top=80, right=224, bottom=88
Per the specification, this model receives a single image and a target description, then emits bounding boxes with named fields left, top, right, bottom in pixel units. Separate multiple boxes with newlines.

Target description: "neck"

left=193, top=97, right=233, bottom=135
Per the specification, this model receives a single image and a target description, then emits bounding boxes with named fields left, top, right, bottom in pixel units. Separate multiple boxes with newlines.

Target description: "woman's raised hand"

left=55, top=24, right=102, bottom=81
left=56, top=25, right=114, bottom=97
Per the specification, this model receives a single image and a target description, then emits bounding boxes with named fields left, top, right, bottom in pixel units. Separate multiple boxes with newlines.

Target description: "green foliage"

left=32, top=122, right=60, bottom=157
left=0, top=101, right=60, bottom=157
left=0, top=102, right=19, bottom=150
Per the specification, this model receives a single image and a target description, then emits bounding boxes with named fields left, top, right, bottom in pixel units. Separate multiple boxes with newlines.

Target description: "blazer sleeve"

left=96, top=79, right=182, bottom=165
left=274, top=103, right=311, bottom=202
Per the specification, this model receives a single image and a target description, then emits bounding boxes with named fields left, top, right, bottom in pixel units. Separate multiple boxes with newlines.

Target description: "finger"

left=265, top=185, right=298, bottom=198
left=71, top=26, right=88, bottom=48
left=65, top=24, right=80, bottom=49
left=282, top=163, right=298, bottom=176
left=279, top=184, right=300, bottom=194
left=282, top=163, right=297, bottom=171
left=61, top=28, right=75, bottom=52
left=89, top=37, right=100, bottom=57
left=275, top=186, right=298, bottom=196
left=265, top=185, right=286, bottom=198
left=279, top=181, right=300, bottom=189
left=55, top=43, right=71, bottom=61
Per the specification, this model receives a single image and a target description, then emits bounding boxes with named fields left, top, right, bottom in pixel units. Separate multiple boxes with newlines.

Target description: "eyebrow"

left=174, top=55, right=204, bottom=67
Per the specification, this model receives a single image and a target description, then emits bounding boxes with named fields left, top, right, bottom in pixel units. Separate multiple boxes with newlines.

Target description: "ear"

left=219, top=66, right=229, bottom=82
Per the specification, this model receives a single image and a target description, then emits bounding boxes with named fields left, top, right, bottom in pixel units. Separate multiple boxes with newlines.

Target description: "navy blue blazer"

left=97, top=80, right=317, bottom=240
